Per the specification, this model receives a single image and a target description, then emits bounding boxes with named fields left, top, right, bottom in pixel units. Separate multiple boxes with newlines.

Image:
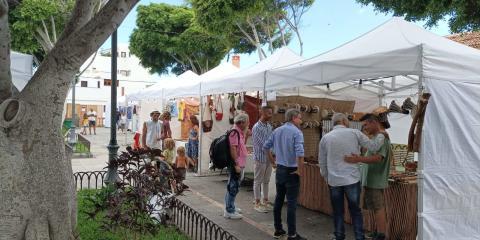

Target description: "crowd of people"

left=137, top=110, right=196, bottom=188
left=133, top=105, right=391, bottom=240
left=222, top=107, right=391, bottom=240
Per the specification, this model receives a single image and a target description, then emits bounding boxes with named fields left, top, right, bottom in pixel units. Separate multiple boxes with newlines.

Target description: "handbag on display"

left=202, top=97, right=213, bottom=132
left=214, top=95, right=224, bottom=121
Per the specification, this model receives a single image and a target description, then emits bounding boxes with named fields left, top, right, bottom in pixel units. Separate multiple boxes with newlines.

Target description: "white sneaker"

left=224, top=211, right=243, bottom=220
left=262, top=201, right=274, bottom=211
left=254, top=204, right=268, bottom=213
left=235, top=208, right=242, bottom=214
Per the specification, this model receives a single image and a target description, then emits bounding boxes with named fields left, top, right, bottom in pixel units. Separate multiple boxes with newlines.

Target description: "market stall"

left=266, top=18, right=480, bottom=239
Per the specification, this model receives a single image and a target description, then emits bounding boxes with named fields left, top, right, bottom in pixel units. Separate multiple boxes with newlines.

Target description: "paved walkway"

left=181, top=175, right=358, bottom=240
left=72, top=127, right=358, bottom=240
left=71, top=127, right=134, bottom=172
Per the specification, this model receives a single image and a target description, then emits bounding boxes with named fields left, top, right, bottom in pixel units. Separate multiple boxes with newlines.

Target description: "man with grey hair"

left=264, top=109, right=306, bottom=240
left=319, top=113, right=384, bottom=240
left=224, top=113, right=249, bottom=220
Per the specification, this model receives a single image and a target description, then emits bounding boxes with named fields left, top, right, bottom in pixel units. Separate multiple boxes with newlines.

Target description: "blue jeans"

left=329, top=181, right=364, bottom=240
left=225, top=170, right=241, bottom=213
left=274, top=165, right=300, bottom=236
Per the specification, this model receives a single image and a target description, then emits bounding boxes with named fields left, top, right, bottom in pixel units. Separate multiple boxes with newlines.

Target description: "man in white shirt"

left=142, top=110, right=163, bottom=150
left=319, top=113, right=384, bottom=240
left=87, top=109, right=97, bottom=135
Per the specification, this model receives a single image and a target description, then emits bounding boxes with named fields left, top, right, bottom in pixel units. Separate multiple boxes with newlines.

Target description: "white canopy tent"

left=265, top=17, right=480, bottom=239
left=126, top=70, right=199, bottom=102
left=164, top=63, right=240, bottom=100
left=201, top=47, right=303, bottom=95
left=200, top=47, right=419, bottom=113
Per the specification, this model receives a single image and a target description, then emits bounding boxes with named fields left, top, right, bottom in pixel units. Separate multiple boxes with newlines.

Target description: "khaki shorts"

left=363, top=187, right=385, bottom=211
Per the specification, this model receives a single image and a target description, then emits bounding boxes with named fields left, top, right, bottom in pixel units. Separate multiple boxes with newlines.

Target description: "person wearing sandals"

left=252, top=106, right=275, bottom=213
left=186, top=115, right=199, bottom=172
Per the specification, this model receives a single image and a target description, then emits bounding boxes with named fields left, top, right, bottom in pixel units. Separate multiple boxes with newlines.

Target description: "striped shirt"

left=252, top=120, right=273, bottom=163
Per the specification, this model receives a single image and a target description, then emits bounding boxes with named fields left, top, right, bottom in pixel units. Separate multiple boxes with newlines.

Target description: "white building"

left=65, top=44, right=160, bottom=126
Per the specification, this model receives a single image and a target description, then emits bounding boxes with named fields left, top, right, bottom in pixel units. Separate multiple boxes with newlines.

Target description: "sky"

left=102, top=0, right=451, bottom=72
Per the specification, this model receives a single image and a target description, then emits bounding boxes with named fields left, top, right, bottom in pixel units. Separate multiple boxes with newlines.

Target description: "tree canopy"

left=129, top=3, right=230, bottom=75
left=357, top=0, right=480, bottom=33
left=189, top=0, right=313, bottom=59
left=8, top=0, right=75, bottom=62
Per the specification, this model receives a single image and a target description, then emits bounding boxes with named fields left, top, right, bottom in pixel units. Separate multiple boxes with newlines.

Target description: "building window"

left=119, top=70, right=131, bottom=77
left=81, top=81, right=88, bottom=87
left=104, top=79, right=119, bottom=86
left=121, top=87, right=125, bottom=96
left=97, top=81, right=100, bottom=88
left=121, top=52, right=126, bottom=58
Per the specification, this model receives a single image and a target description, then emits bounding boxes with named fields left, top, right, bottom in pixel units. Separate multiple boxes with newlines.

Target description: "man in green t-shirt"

left=345, top=113, right=391, bottom=240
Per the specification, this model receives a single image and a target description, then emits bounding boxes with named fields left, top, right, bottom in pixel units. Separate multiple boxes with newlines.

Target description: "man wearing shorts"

left=344, top=113, right=391, bottom=240
left=88, top=108, right=97, bottom=135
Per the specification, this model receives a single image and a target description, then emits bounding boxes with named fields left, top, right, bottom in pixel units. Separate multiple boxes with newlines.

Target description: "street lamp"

left=105, top=30, right=120, bottom=184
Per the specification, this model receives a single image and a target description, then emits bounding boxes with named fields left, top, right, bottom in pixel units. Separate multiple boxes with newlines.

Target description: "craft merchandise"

left=215, top=95, right=224, bottom=121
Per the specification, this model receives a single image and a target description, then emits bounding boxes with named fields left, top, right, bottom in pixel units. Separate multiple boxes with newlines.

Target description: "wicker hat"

left=372, top=106, right=390, bottom=129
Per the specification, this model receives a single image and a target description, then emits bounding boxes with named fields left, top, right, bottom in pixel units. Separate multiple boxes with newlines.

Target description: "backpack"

left=209, top=129, right=240, bottom=170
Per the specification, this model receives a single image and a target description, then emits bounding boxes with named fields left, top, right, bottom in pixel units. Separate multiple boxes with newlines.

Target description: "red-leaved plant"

left=85, top=147, right=186, bottom=239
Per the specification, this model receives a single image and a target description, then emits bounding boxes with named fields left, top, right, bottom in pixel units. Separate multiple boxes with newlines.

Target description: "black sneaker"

left=274, top=229, right=286, bottom=239
left=287, top=234, right=307, bottom=240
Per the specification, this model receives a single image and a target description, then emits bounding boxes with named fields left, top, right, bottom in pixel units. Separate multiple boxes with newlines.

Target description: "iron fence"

left=172, top=198, right=238, bottom=240
left=73, top=171, right=108, bottom=190
left=73, top=171, right=238, bottom=240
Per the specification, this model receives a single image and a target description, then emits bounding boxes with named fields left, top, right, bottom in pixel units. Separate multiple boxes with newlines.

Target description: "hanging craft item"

left=388, top=100, right=408, bottom=114
left=229, top=94, right=235, bottom=125
left=237, top=92, right=245, bottom=110
left=202, top=96, right=213, bottom=132
left=310, top=105, right=320, bottom=113
left=408, top=93, right=431, bottom=152
left=214, top=95, right=224, bottom=121
left=402, top=97, right=417, bottom=116
left=178, top=100, right=186, bottom=121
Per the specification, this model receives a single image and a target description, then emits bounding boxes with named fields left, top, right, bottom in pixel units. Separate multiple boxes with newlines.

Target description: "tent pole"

left=417, top=44, right=425, bottom=240
left=378, top=80, right=384, bottom=106
left=197, top=83, right=203, bottom=176
left=263, top=71, right=267, bottom=105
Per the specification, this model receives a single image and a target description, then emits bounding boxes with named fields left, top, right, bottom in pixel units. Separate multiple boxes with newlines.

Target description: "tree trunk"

left=0, top=0, right=139, bottom=239
left=0, top=96, right=76, bottom=239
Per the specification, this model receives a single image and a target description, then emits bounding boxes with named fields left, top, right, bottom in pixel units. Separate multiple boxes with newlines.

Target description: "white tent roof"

left=201, top=47, right=303, bottom=95
left=265, top=17, right=480, bottom=239
left=268, top=17, right=480, bottom=90
left=164, top=63, right=239, bottom=99
left=127, top=70, right=199, bottom=101
left=11, top=51, right=33, bottom=91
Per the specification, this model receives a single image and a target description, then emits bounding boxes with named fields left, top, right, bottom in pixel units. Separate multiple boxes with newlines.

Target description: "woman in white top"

left=142, top=111, right=163, bottom=150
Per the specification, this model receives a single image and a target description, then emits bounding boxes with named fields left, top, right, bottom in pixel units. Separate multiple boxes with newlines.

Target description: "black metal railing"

left=73, top=171, right=238, bottom=240
left=74, top=171, right=108, bottom=190
left=172, top=198, right=238, bottom=240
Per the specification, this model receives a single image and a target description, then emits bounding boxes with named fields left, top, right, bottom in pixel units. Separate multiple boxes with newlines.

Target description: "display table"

left=298, top=161, right=417, bottom=240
